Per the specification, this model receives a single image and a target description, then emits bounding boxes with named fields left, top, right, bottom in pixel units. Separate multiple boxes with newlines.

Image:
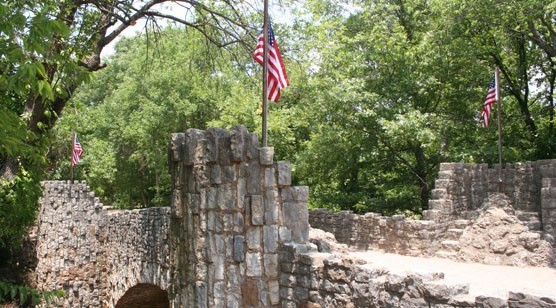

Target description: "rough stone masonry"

left=35, top=126, right=556, bottom=307
left=167, top=125, right=310, bottom=308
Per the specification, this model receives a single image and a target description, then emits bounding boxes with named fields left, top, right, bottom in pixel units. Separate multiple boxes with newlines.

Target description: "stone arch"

left=114, top=283, right=169, bottom=308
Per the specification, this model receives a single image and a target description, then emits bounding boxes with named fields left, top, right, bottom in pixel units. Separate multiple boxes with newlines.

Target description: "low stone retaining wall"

left=308, top=209, right=443, bottom=256
left=310, top=159, right=556, bottom=263
left=278, top=244, right=556, bottom=308
left=309, top=193, right=555, bottom=266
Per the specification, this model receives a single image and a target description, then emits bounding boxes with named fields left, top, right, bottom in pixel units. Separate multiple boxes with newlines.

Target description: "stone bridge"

left=36, top=125, right=310, bottom=307
left=35, top=126, right=556, bottom=307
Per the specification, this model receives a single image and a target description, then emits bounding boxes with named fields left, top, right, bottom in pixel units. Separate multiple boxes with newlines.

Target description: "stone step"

left=453, top=219, right=470, bottom=229
left=435, top=251, right=458, bottom=260
left=441, top=240, right=460, bottom=252
left=445, top=228, right=464, bottom=240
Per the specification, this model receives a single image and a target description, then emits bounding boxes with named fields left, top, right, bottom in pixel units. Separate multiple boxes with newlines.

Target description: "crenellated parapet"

left=168, top=125, right=310, bottom=308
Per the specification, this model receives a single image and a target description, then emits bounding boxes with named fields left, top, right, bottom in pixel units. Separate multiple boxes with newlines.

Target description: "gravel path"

left=349, top=250, right=556, bottom=299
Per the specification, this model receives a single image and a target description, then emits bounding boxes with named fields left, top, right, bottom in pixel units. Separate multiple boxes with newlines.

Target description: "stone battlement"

left=309, top=160, right=556, bottom=267
left=34, top=127, right=556, bottom=307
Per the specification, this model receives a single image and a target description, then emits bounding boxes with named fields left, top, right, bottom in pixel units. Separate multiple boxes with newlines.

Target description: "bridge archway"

left=115, top=283, right=169, bottom=308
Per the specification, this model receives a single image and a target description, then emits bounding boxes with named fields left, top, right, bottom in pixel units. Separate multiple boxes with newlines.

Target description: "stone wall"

left=167, top=125, right=310, bottom=308
left=309, top=210, right=441, bottom=256
left=36, top=181, right=105, bottom=307
left=103, top=207, right=171, bottom=307
left=36, top=131, right=556, bottom=307
left=35, top=181, right=171, bottom=307
left=425, top=160, right=556, bottom=223
left=542, top=171, right=556, bottom=243
left=278, top=246, right=556, bottom=308
left=309, top=160, right=556, bottom=262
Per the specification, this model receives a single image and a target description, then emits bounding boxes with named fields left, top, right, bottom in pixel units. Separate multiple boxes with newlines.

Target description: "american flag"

left=71, top=132, right=83, bottom=166
left=253, top=23, right=289, bottom=102
left=481, top=73, right=498, bottom=128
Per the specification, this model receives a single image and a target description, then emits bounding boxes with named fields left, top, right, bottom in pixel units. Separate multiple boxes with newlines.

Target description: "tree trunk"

left=0, top=157, right=18, bottom=182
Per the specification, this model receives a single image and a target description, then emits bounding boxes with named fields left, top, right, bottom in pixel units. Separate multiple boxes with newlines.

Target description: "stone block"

left=210, top=164, right=222, bottom=184
left=202, top=128, right=218, bottom=163
left=227, top=264, right=240, bottom=286
left=251, top=195, right=264, bottom=225
left=279, top=226, right=292, bottom=242
left=171, top=189, right=184, bottom=219
left=237, top=178, right=246, bottom=209
left=259, top=147, right=274, bottom=166
left=230, top=125, right=247, bottom=162
left=475, top=295, right=507, bottom=308
left=218, top=184, right=234, bottom=210
left=282, top=202, right=309, bottom=225
left=268, top=279, right=280, bottom=305
left=195, top=281, right=208, bottom=308
left=247, top=163, right=261, bottom=195
left=282, top=186, right=309, bottom=202
left=214, top=128, right=232, bottom=166
left=169, top=133, right=186, bottom=162
left=264, top=253, right=279, bottom=278
left=246, top=252, right=262, bottom=276
left=264, top=189, right=278, bottom=224
left=187, top=193, right=201, bottom=214
left=184, top=129, right=206, bottom=165
left=223, top=213, right=234, bottom=232
left=246, top=133, right=259, bottom=160
left=264, top=167, right=275, bottom=188
left=226, top=293, right=241, bottom=308
left=275, top=161, right=292, bottom=187
left=246, top=227, right=261, bottom=250
left=263, top=225, right=278, bottom=253
left=233, top=213, right=244, bottom=233
left=242, top=279, right=260, bottom=307
left=508, top=292, right=556, bottom=308
left=222, top=165, right=237, bottom=184
left=233, top=236, right=245, bottom=262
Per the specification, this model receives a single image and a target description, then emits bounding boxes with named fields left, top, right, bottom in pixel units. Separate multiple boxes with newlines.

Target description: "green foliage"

left=51, top=27, right=262, bottom=208
left=0, top=280, right=64, bottom=306
left=0, top=168, right=42, bottom=247
left=291, top=0, right=556, bottom=214
left=41, top=0, right=556, bottom=218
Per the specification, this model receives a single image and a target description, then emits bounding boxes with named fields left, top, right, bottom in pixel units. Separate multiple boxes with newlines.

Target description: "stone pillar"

left=168, top=125, right=309, bottom=308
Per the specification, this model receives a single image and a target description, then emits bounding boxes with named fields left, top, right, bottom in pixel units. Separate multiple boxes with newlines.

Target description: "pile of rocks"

left=309, top=227, right=349, bottom=253
left=457, top=193, right=554, bottom=267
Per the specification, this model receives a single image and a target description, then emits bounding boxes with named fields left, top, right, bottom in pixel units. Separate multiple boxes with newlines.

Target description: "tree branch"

left=527, top=20, right=556, bottom=57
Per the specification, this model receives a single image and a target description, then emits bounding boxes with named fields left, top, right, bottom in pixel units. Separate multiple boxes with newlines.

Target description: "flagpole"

left=495, top=66, right=503, bottom=193
left=262, top=0, right=269, bottom=147
left=71, top=131, right=74, bottom=182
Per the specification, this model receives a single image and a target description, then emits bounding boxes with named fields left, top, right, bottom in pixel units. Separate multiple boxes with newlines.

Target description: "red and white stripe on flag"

left=481, top=72, right=498, bottom=128
left=253, top=23, right=289, bottom=102
left=72, top=133, right=83, bottom=166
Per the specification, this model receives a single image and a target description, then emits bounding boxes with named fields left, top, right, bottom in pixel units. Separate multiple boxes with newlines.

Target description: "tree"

left=50, top=27, right=263, bottom=208
left=0, top=0, right=252, bottom=245
left=291, top=0, right=556, bottom=214
left=440, top=0, right=556, bottom=157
